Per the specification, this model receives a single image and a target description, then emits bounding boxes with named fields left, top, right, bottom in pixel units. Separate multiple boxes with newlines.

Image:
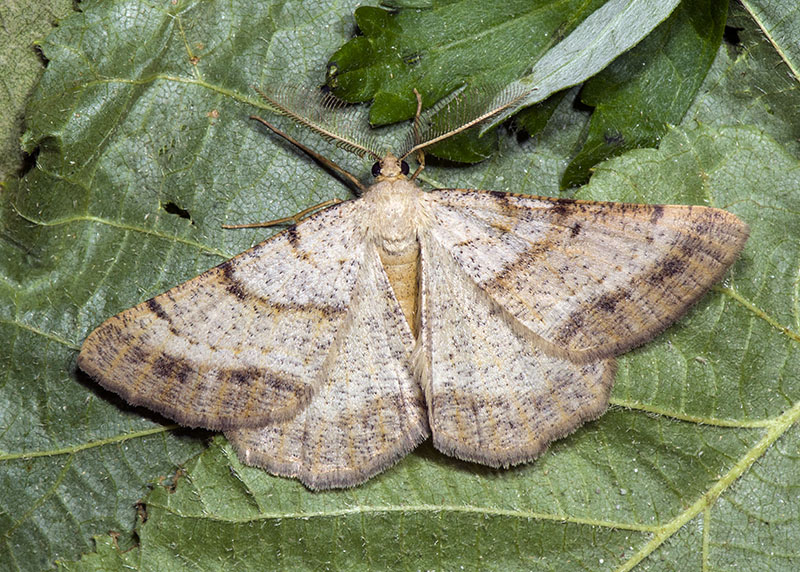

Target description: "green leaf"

left=560, top=0, right=727, bottom=188
left=327, top=0, right=596, bottom=119
left=745, top=0, right=800, bottom=75
left=327, top=0, right=615, bottom=162
left=687, top=3, right=800, bottom=157
left=326, top=0, right=682, bottom=164
left=0, top=0, right=74, bottom=182
left=483, top=0, right=683, bottom=127
left=2, top=0, right=799, bottom=570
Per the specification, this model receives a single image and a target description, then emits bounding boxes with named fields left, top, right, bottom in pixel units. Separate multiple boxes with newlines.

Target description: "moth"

left=78, top=85, right=749, bottom=490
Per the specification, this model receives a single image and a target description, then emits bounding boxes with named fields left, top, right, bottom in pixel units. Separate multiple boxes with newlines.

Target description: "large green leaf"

left=327, top=0, right=613, bottom=123
left=1, top=0, right=798, bottom=570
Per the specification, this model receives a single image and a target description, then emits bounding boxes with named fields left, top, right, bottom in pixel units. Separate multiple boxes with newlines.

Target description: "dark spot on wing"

left=650, top=204, right=665, bottom=224
left=595, top=290, right=628, bottom=313
left=126, top=345, right=149, bottom=365
left=146, top=298, right=171, bottom=323
left=549, top=198, right=579, bottom=219
left=646, top=255, right=687, bottom=284
left=555, top=310, right=585, bottom=345
left=219, top=260, right=248, bottom=301
left=286, top=226, right=301, bottom=249
left=153, top=354, right=193, bottom=384
left=228, top=368, right=256, bottom=387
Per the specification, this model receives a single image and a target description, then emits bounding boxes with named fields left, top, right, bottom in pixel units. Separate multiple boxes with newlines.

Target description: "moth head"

left=373, top=153, right=410, bottom=181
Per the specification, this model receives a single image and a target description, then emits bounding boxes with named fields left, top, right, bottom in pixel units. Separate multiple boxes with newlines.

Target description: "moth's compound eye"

left=371, top=162, right=382, bottom=177
left=400, top=161, right=410, bottom=175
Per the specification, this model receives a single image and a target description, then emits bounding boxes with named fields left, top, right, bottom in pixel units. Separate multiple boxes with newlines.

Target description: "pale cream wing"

left=418, top=230, right=615, bottom=466
left=78, top=200, right=368, bottom=430
left=226, top=245, right=429, bottom=490
left=424, top=190, right=749, bottom=361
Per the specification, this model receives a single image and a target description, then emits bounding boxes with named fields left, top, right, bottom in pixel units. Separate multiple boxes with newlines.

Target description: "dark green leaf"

left=482, top=0, right=683, bottom=128
left=561, top=0, right=728, bottom=188
left=686, top=2, right=800, bottom=156
left=327, top=0, right=604, bottom=122
left=327, top=0, right=682, bottom=163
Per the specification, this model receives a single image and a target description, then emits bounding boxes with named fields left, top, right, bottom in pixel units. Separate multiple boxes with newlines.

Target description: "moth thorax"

left=366, top=179, right=424, bottom=247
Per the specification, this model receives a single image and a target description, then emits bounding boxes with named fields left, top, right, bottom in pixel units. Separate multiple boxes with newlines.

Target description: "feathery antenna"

left=399, top=84, right=533, bottom=160
left=254, top=86, right=383, bottom=161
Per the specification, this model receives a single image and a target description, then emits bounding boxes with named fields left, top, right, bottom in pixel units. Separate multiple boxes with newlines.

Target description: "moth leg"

left=250, top=114, right=367, bottom=193
left=221, top=198, right=342, bottom=229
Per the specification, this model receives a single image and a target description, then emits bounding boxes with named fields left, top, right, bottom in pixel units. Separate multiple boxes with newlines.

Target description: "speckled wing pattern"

left=424, top=190, right=749, bottom=362
left=418, top=229, right=616, bottom=467
left=78, top=200, right=368, bottom=430
left=417, top=190, right=748, bottom=466
left=226, top=245, right=429, bottom=490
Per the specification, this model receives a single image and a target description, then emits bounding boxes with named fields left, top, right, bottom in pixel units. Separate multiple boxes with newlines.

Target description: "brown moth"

left=78, top=86, right=749, bottom=490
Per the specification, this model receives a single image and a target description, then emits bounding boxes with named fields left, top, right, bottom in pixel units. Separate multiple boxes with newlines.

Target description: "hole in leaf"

left=33, top=43, right=49, bottom=67
left=723, top=26, right=742, bottom=46
left=163, top=201, right=193, bottom=223
left=18, top=146, right=40, bottom=178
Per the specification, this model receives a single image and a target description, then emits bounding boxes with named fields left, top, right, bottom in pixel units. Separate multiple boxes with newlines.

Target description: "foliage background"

left=1, top=0, right=798, bottom=570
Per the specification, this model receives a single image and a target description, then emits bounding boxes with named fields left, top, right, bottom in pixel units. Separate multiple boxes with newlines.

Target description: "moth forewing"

left=78, top=84, right=749, bottom=490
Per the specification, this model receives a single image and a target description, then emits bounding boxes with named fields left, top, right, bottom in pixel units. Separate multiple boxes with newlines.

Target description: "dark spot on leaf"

left=135, top=501, right=148, bottom=524
left=604, top=131, right=624, bottom=146
left=403, top=53, right=421, bottom=66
